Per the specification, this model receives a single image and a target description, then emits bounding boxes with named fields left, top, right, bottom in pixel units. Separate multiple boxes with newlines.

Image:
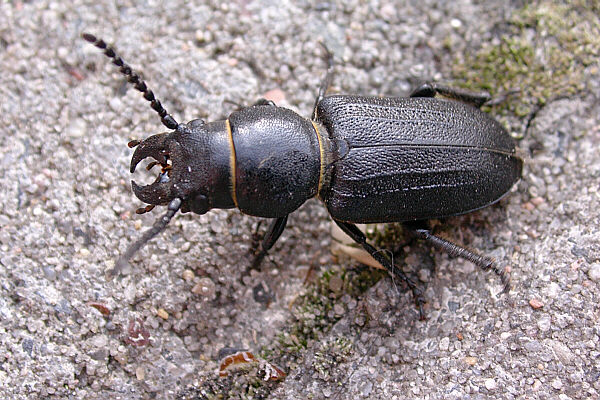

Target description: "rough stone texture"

left=0, top=1, right=598, bottom=399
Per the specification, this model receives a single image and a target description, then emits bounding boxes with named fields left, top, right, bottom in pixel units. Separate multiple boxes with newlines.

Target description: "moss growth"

left=276, top=266, right=383, bottom=355
left=177, top=370, right=280, bottom=400
left=365, top=223, right=407, bottom=249
left=452, top=1, right=600, bottom=126
left=313, top=336, right=354, bottom=380
left=178, top=267, right=382, bottom=399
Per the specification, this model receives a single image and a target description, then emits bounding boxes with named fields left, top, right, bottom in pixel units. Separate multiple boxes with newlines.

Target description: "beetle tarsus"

left=334, top=220, right=427, bottom=319
left=252, top=98, right=277, bottom=107
left=404, top=223, right=511, bottom=294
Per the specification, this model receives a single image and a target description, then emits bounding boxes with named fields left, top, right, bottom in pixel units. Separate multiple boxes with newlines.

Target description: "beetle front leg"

left=251, top=215, right=289, bottom=269
left=410, top=82, right=491, bottom=109
left=333, top=220, right=426, bottom=319
left=403, top=221, right=510, bottom=293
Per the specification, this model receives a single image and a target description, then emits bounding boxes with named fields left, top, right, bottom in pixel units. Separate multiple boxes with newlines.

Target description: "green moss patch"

left=452, top=1, right=600, bottom=123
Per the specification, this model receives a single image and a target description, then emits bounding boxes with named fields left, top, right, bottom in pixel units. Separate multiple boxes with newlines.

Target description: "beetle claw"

left=131, top=178, right=173, bottom=205
left=129, top=132, right=176, bottom=206
left=130, top=132, right=169, bottom=173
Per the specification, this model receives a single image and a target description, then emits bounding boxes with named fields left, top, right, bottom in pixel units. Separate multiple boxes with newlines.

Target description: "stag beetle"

left=83, top=33, right=522, bottom=316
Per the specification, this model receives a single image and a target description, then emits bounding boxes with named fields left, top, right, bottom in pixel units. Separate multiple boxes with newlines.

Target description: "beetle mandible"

left=83, top=33, right=522, bottom=316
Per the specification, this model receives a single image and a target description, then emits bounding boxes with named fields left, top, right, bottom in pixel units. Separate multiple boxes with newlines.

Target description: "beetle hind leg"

left=410, top=82, right=491, bottom=109
left=403, top=222, right=511, bottom=293
left=333, top=220, right=426, bottom=319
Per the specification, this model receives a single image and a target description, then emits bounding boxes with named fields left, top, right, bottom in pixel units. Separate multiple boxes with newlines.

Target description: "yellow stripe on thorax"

left=225, top=119, right=238, bottom=208
left=311, top=120, right=326, bottom=198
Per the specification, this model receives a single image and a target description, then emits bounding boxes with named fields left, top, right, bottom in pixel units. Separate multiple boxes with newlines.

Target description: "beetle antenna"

left=109, top=198, right=182, bottom=278
left=82, top=33, right=179, bottom=130
left=312, top=42, right=335, bottom=120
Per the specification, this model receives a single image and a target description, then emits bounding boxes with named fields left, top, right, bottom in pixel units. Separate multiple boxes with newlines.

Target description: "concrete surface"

left=0, top=0, right=598, bottom=399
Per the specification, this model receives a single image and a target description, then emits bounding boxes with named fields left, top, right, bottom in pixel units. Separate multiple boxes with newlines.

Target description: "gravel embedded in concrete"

left=0, top=1, right=598, bottom=399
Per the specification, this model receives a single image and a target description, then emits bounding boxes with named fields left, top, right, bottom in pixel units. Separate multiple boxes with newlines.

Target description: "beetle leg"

left=410, top=82, right=491, bottom=109
left=251, top=215, right=289, bottom=269
left=312, top=43, right=335, bottom=120
left=403, top=222, right=510, bottom=293
left=333, top=220, right=426, bottom=319
left=250, top=220, right=264, bottom=251
left=109, top=197, right=183, bottom=278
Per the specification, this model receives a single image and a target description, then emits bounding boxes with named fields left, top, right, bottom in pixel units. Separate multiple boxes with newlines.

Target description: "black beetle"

left=83, top=34, right=522, bottom=316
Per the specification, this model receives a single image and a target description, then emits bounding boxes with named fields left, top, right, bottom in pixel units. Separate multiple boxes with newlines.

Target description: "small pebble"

left=450, top=18, right=462, bottom=28
left=522, top=202, right=535, bottom=211
left=328, top=275, right=343, bottom=292
left=529, top=298, right=544, bottom=309
left=531, top=196, right=545, bottom=206
left=588, top=262, right=600, bottom=282
left=65, top=118, right=87, bottom=138
left=192, top=277, right=216, bottom=297
left=552, top=378, right=563, bottom=390
left=484, top=378, right=497, bottom=390
left=262, top=88, right=286, bottom=104
left=135, top=366, right=145, bottom=380
left=464, top=356, right=477, bottom=366
left=182, top=269, right=195, bottom=282
left=157, top=308, right=169, bottom=320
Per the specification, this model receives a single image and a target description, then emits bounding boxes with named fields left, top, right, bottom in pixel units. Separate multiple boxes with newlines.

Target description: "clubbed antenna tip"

left=81, top=32, right=179, bottom=130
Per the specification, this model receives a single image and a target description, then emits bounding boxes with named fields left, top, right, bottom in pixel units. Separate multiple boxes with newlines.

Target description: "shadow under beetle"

left=83, top=33, right=522, bottom=317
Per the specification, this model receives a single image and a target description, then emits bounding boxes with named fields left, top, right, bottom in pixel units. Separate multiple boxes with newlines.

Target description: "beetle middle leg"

left=333, top=220, right=426, bottom=319
left=410, top=82, right=492, bottom=109
left=402, top=221, right=510, bottom=293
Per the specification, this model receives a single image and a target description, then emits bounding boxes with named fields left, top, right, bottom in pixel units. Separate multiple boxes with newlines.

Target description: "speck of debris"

left=529, top=298, right=544, bottom=309
left=157, top=308, right=169, bottom=320
left=464, top=356, right=477, bottom=366
left=182, top=269, right=195, bottom=281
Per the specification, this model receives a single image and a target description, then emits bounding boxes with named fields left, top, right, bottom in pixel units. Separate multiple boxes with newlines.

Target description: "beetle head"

left=129, top=123, right=212, bottom=216
left=82, top=33, right=209, bottom=275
